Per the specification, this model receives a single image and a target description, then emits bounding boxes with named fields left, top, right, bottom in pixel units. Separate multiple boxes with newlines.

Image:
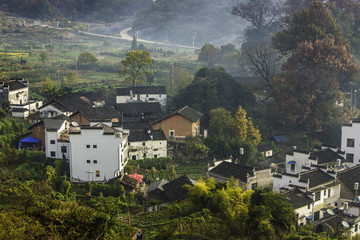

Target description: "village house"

left=341, top=118, right=360, bottom=167
left=115, top=102, right=162, bottom=122
left=116, top=86, right=167, bottom=110
left=0, top=79, right=42, bottom=118
left=69, top=123, right=129, bottom=182
left=152, top=105, right=203, bottom=140
left=337, top=165, right=360, bottom=204
left=273, top=168, right=341, bottom=222
left=207, top=160, right=273, bottom=190
left=44, top=118, right=72, bottom=160
left=284, top=146, right=346, bottom=175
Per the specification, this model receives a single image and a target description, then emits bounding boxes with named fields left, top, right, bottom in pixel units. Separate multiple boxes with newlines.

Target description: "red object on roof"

left=129, top=173, right=143, bottom=183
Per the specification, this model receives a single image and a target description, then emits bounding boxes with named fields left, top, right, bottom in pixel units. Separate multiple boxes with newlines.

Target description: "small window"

left=61, top=146, right=67, bottom=153
left=154, top=155, right=158, bottom=158
left=328, top=189, right=331, bottom=197
left=50, top=151, right=56, bottom=157
left=86, top=145, right=90, bottom=148
left=133, top=94, right=135, bottom=97
left=169, top=130, right=175, bottom=137
left=290, top=163, right=295, bottom=171
left=50, top=140, right=55, bottom=144
left=93, top=145, right=97, bottom=148
left=146, top=94, right=148, bottom=97
left=93, top=160, right=97, bottom=164
left=346, top=153, right=354, bottom=162
left=308, top=204, right=311, bottom=209
left=143, top=153, right=146, bottom=157
left=324, top=189, right=326, bottom=196
left=96, top=170, right=100, bottom=177
left=159, top=95, right=161, bottom=97
left=86, top=160, right=90, bottom=163
left=347, top=138, right=355, bottom=147
left=251, top=183, right=257, bottom=190
left=315, top=192, right=321, bottom=201
left=37, top=127, right=40, bottom=131
left=142, top=142, right=145, bottom=146
left=132, top=155, right=136, bottom=160
left=355, top=224, right=358, bottom=232
left=128, top=142, right=130, bottom=146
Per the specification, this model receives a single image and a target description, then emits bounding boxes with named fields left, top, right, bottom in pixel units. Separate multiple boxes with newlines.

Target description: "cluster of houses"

left=5, top=78, right=360, bottom=237
left=8, top=79, right=202, bottom=182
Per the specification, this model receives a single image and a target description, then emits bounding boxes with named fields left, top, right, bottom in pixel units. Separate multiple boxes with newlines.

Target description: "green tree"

left=41, top=77, right=58, bottom=99
left=167, top=65, right=193, bottom=96
left=209, top=107, right=234, bottom=136
left=66, top=71, right=77, bottom=84
left=272, top=1, right=347, bottom=54
left=39, top=52, right=49, bottom=64
left=119, top=49, right=153, bottom=87
left=198, top=44, right=219, bottom=67
left=77, top=52, right=97, bottom=70
left=1, top=100, right=11, bottom=115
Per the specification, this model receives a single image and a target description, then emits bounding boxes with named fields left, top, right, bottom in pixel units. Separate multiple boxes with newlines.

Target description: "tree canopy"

left=119, top=49, right=153, bottom=87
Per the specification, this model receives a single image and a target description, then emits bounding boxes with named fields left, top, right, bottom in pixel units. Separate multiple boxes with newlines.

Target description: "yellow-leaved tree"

left=234, top=105, right=261, bottom=145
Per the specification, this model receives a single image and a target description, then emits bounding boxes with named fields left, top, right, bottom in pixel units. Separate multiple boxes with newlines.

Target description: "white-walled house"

left=274, top=168, right=341, bottom=222
left=128, top=129, right=167, bottom=160
left=69, top=123, right=129, bottom=182
left=341, top=118, right=360, bottom=167
left=284, top=146, right=346, bottom=175
left=44, top=119, right=71, bottom=160
left=116, top=86, right=167, bottom=110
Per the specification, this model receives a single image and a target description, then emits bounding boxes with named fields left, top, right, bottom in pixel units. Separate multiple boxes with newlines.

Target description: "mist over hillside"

left=132, top=0, right=248, bottom=46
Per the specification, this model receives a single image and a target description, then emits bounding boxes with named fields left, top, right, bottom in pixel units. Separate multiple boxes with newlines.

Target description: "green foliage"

left=77, top=52, right=97, bottom=70
left=198, top=44, right=219, bottom=67
left=119, top=49, right=153, bottom=87
left=184, top=136, right=209, bottom=161
left=41, top=77, right=58, bottom=99
left=39, top=52, right=49, bottom=64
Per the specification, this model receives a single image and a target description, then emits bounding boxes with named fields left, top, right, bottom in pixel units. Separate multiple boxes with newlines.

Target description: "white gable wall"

left=128, top=139, right=167, bottom=160
left=342, top=123, right=360, bottom=167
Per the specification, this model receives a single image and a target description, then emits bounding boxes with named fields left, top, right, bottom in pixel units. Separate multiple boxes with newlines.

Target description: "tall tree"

left=272, top=1, right=347, bottom=54
left=119, top=49, right=153, bottom=87
left=198, top=44, right=219, bottom=67
left=77, top=52, right=97, bottom=70
left=209, top=107, right=234, bottom=136
left=234, top=106, right=262, bottom=145
left=272, top=38, right=359, bottom=131
left=232, top=0, right=281, bottom=28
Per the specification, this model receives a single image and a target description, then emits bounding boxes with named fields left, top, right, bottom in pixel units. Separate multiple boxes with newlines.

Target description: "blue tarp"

left=20, top=137, right=41, bottom=143
left=274, top=135, right=289, bottom=143
left=288, top=161, right=296, bottom=164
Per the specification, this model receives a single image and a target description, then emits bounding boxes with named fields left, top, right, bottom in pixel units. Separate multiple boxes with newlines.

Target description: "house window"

left=93, top=160, right=97, bottom=164
left=143, top=153, right=146, bottom=157
left=50, top=140, right=55, bottom=144
left=86, top=145, right=90, bottom=148
left=146, top=94, right=148, bottom=97
left=251, top=183, right=258, bottom=190
left=328, top=189, right=331, bottom=197
left=308, top=204, right=311, bottom=209
left=355, top=224, right=358, bottom=232
left=61, top=146, right=67, bottom=153
left=324, top=189, right=326, bottom=196
left=96, top=170, right=100, bottom=177
left=50, top=151, right=56, bottom=157
left=169, top=130, right=175, bottom=137
left=86, top=160, right=90, bottom=163
left=346, top=153, right=354, bottom=162
left=128, top=142, right=130, bottom=146
left=142, top=142, right=145, bottom=146
left=93, top=145, right=97, bottom=148
left=296, top=213, right=299, bottom=220
left=347, top=138, right=355, bottom=147
left=314, top=211, right=320, bottom=221
left=159, top=95, right=161, bottom=97
left=154, top=155, right=158, bottom=158
left=132, top=155, right=136, bottom=160
left=37, top=127, right=40, bottom=131
left=315, top=192, right=321, bottom=201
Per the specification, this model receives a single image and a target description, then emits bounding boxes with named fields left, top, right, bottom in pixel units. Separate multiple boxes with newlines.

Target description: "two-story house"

left=70, top=105, right=120, bottom=126
left=115, top=102, right=162, bottom=122
left=44, top=118, right=72, bottom=160
left=116, top=86, right=167, bottom=110
left=69, top=123, right=129, bottom=182
left=341, top=118, right=360, bottom=167
left=152, top=105, right=203, bottom=140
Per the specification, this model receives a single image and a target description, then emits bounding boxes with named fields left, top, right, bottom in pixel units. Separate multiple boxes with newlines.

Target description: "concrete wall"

left=342, top=123, right=360, bottom=167
left=128, top=139, right=167, bottom=160
left=247, top=168, right=273, bottom=190
left=8, top=88, right=28, bottom=105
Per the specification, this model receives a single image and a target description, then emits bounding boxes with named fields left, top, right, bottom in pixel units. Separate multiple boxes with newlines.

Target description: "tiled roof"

left=147, top=179, right=169, bottom=194
left=162, top=175, right=196, bottom=202
left=77, top=106, right=120, bottom=121
left=282, top=188, right=313, bottom=209
left=208, top=161, right=254, bottom=182
left=309, top=148, right=344, bottom=165
left=116, top=86, right=166, bottom=95
left=122, top=120, right=152, bottom=130
left=258, top=144, right=273, bottom=152
left=299, top=169, right=334, bottom=189
left=337, top=165, right=360, bottom=191
left=41, top=94, right=93, bottom=113
left=44, top=119, right=66, bottom=130
left=128, top=130, right=151, bottom=142
left=2, top=79, right=27, bottom=91
left=152, top=105, right=203, bottom=124
left=152, top=130, right=166, bottom=140
left=115, top=102, right=162, bottom=114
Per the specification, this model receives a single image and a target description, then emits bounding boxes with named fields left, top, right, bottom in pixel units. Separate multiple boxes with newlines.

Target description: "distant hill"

left=132, top=0, right=248, bottom=47
left=0, top=0, right=152, bottom=22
